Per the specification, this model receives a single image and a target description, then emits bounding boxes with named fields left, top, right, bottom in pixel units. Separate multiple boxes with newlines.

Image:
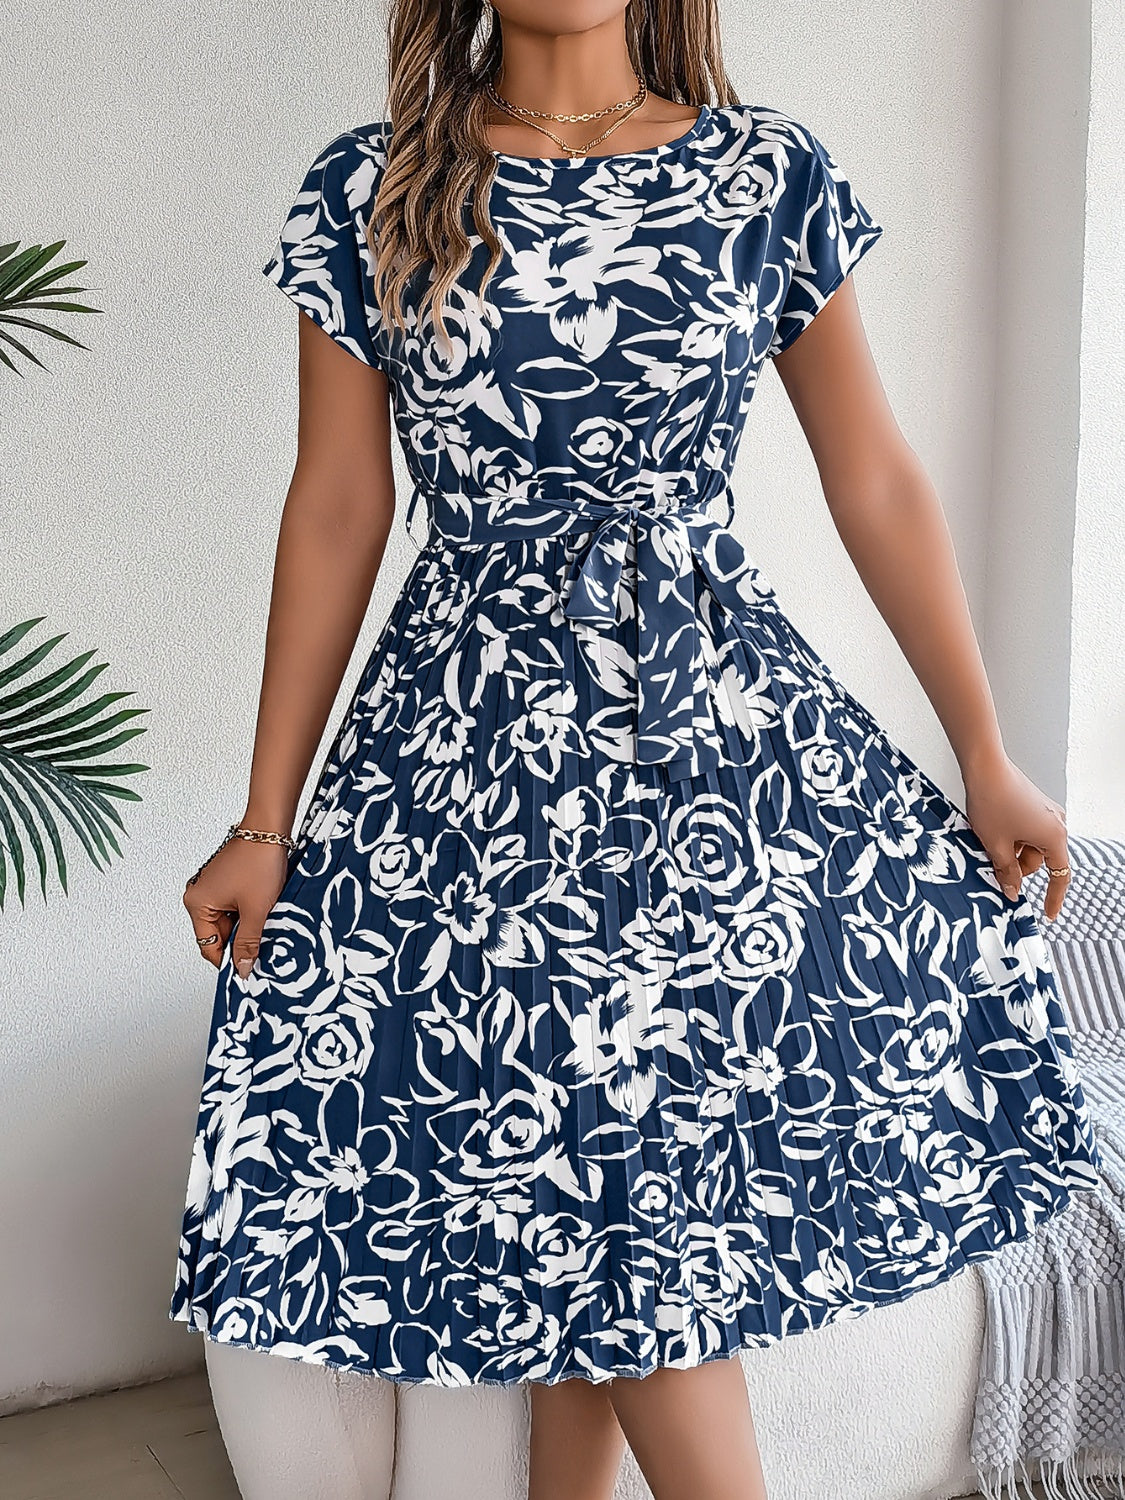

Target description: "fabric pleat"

left=169, top=531, right=1102, bottom=1384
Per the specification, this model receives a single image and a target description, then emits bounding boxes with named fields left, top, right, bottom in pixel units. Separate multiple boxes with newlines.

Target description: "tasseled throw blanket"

left=972, top=836, right=1125, bottom=1500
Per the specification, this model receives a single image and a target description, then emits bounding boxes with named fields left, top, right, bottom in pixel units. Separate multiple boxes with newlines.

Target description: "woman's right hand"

left=183, top=838, right=291, bottom=978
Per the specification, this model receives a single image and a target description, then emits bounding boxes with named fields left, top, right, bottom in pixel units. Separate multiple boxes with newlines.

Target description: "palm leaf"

left=0, top=619, right=149, bottom=908
left=0, top=240, right=102, bottom=375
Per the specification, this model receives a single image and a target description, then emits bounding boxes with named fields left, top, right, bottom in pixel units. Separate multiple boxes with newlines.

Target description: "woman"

left=174, top=2, right=1102, bottom=1496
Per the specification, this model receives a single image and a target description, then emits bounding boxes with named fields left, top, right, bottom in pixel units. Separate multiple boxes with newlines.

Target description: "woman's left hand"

left=961, top=753, right=1071, bottom=921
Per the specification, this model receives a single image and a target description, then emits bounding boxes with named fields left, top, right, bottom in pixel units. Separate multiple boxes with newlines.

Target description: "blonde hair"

left=366, top=0, right=738, bottom=347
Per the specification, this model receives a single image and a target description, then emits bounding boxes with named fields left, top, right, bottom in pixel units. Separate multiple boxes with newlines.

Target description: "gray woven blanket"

left=971, top=835, right=1125, bottom=1499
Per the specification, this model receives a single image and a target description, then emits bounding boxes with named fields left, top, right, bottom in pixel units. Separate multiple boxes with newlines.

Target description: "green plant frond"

left=71, top=794, right=126, bottom=858
left=0, top=698, right=145, bottom=749
left=0, top=247, right=43, bottom=298
left=3, top=701, right=148, bottom=752
left=0, top=241, right=67, bottom=297
left=0, top=639, right=96, bottom=696
left=84, top=784, right=144, bottom=802
left=54, top=761, right=150, bottom=782
left=3, top=762, right=67, bottom=900
left=18, top=261, right=90, bottom=296
left=0, top=315, right=90, bottom=350
left=0, top=684, right=132, bottom=730
left=0, top=758, right=69, bottom=867
left=0, top=639, right=76, bottom=696
left=0, top=770, right=31, bottom=902
left=0, top=657, right=106, bottom=714
left=2, top=755, right=107, bottom=888
left=0, top=242, right=100, bottom=373
left=0, top=621, right=148, bottom=905
left=0, top=618, right=49, bottom=655
left=42, top=721, right=151, bottom=764
left=0, top=329, right=46, bottom=368
left=25, top=728, right=133, bottom=831
left=21, top=291, right=93, bottom=309
left=20, top=757, right=122, bottom=864
left=15, top=301, right=101, bottom=317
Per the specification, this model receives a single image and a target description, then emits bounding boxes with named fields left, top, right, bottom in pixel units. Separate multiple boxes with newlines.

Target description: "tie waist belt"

left=405, top=483, right=778, bottom=783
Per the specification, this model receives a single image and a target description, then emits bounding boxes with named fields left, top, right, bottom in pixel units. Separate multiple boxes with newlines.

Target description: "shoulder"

left=341, top=119, right=394, bottom=163
left=264, top=121, right=394, bottom=368
left=700, top=103, right=834, bottom=219
left=708, top=102, right=828, bottom=166
left=309, top=119, right=392, bottom=157
left=712, top=104, right=875, bottom=226
left=294, top=120, right=393, bottom=210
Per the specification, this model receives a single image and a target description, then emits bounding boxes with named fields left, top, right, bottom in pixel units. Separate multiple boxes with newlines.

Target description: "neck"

left=491, top=13, right=638, bottom=114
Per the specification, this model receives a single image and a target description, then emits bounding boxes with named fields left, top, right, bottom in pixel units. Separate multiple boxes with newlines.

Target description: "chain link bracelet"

left=186, top=823, right=298, bottom=886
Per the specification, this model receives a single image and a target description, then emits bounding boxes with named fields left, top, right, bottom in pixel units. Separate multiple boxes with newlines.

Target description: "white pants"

left=204, top=1339, right=531, bottom=1500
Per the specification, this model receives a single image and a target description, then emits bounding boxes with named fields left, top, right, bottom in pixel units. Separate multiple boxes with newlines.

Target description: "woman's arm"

left=771, top=278, right=1071, bottom=920
left=184, top=313, right=396, bottom=973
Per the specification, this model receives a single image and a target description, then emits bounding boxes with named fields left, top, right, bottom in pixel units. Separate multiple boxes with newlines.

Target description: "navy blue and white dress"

left=170, top=102, right=1101, bottom=1387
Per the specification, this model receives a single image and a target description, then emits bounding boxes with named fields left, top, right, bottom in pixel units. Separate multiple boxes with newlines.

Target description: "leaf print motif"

left=170, top=102, right=1102, bottom=1388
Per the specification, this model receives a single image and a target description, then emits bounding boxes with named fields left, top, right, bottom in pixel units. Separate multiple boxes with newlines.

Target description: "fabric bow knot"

left=562, top=503, right=772, bottom=781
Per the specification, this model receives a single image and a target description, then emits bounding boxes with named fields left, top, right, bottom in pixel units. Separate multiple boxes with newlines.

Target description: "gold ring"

left=196, top=933, right=219, bottom=948
left=1044, top=864, right=1071, bottom=879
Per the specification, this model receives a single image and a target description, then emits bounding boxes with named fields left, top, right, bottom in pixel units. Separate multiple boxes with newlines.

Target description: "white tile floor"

left=0, top=1371, right=1005, bottom=1500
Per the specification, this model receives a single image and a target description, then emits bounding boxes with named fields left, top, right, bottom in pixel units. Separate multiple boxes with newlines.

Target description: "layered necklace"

left=486, top=78, right=648, bottom=160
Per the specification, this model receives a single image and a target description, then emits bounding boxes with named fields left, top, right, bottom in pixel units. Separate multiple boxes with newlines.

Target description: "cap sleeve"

left=262, top=128, right=390, bottom=373
left=766, top=126, right=883, bottom=359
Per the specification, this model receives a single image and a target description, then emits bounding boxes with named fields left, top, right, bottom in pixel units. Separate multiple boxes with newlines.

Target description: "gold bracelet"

left=229, top=823, right=298, bottom=852
left=186, top=822, right=297, bottom=886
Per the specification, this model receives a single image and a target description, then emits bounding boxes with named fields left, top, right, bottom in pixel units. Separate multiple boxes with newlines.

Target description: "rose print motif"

left=568, top=416, right=632, bottom=469
left=668, top=792, right=770, bottom=900
left=298, top=1007, right=376, bottom=1084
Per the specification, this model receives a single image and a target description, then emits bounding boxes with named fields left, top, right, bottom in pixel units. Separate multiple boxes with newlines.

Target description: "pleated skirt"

left=169, top=534, right=1102, bottom=1386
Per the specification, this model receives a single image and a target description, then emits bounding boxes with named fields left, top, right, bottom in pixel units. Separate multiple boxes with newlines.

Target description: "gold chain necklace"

left=488, top=80, right=645, bottom=124
left=487, top=81, right=649, bottom=160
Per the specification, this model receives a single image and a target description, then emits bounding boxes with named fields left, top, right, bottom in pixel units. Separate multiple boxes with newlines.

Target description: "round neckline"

left=490, top=102, right=711, bottom=168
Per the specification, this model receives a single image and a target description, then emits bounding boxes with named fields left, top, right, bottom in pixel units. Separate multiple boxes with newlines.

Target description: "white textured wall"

left=985, top=0, right=1090, bottom=802
left=1068, top=0, right=1125, bottom=836
left=0, top=0, right=1113, bottom=1427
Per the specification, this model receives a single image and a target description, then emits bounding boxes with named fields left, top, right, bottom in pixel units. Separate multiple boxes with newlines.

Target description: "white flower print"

left=668, top=793, right=769, bottom=900
left=723, top=904, right=805, bottom=989
left=490, top=679, right=590, bottom=781
left=502, top=225, right=667, bottom=361
left=521, top=1214, right=594, bottom=1285
left=445, top=1087, right=566, bottom=1187
left=568, top=416, right=632, bottom=469
left=917, top=1132, right=989, bottom=1210
left=298, top=1007, right=376, bottom=1084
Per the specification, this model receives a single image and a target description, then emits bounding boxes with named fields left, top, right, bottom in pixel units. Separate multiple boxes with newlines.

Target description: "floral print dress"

left=169, top=102, right=1102, bottom=1387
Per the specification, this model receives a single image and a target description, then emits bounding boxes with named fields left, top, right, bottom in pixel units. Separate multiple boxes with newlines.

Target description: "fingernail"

left=236, top=958, right=253, bottom=978
left=1002, top=884, right=1018, bottom=900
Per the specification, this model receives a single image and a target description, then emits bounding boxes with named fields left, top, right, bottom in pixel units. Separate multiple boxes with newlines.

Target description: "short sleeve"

left=766, top=126, right=884, bottom=359
left=262, top=127, right=390, bottom=372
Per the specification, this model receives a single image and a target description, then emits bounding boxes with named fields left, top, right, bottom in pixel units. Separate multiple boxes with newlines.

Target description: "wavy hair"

left=366, top=0, right=739, bottom=348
